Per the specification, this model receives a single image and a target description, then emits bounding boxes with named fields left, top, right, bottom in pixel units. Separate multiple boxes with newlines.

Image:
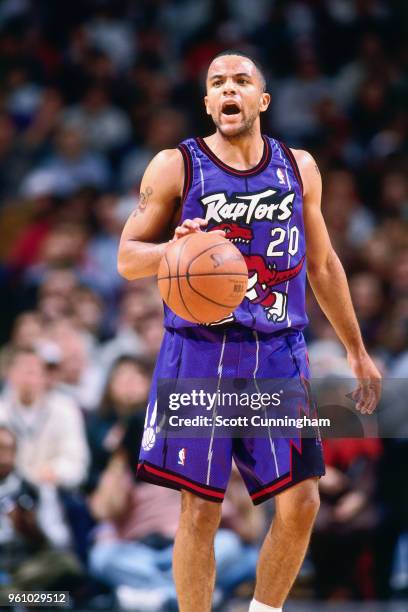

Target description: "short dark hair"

left=208, top=50, right=266, bottom=91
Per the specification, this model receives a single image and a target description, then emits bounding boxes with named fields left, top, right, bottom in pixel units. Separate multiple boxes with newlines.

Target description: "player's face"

left=205, top=56, right=270, bottom=137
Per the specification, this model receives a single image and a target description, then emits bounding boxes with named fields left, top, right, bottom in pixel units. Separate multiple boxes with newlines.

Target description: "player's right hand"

left=170, top=218, right=226, bottom=243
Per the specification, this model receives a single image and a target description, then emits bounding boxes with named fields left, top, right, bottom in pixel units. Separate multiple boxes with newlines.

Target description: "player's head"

left=205, top=50, right=270, bottom=138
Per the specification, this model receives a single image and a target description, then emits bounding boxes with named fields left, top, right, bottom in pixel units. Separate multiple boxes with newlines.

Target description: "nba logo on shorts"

left=178, top=448, right=187, bottom=466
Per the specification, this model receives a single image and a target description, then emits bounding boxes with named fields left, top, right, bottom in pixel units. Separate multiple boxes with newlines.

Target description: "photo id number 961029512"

left=0, top=592, right=70, bottom=607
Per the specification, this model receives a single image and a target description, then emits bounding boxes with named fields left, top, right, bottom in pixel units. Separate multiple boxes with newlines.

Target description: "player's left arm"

left=292, top=149, right=381, bottom=414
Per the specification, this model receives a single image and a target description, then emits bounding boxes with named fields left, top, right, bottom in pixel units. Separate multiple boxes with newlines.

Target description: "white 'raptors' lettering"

left=201, top=189, right=294, bottom=224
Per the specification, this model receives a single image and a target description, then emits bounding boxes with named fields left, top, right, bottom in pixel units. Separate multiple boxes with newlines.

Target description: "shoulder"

left=142, top=148, right=184, bottom=193
left=290, top=148, right=321, bottom=199
left=147, top=148, right=184, bottom=173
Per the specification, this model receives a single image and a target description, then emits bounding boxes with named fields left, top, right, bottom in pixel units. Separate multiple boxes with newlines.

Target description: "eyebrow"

left=209, top=72, right=253, bottom=81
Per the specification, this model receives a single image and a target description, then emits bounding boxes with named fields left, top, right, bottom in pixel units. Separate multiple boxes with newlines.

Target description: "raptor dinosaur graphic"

left=211, top=222, right=304, bottom=323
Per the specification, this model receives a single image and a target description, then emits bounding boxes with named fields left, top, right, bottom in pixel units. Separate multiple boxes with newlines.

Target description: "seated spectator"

left=0, top=426, right=82, bottom=593
left=63, top=85, right=132, bottom=153
left=71, top=286, right=105, bottom=352
left=349, top=273, right=385, bottom=350
left=119, top=108, right=187, bottom=192
left=87, top=447, right=263, bottom=610
left=49, top=319, right=105, bottom=411
left=36, top=269, right=78, bottom=323
left=85, top=355, right=152, bottom=491
left=0, top=112, right=33, bottom=201
left=311, top=439, right=382, bottom=600
left=0, top=348, right=89, bottom=490
left=99, top=280, right=162, bottom=371
left=30, top=121, right=111, bottom=193
left=23, top=223, right=107, bottom=298
left=0, top=312, right=43, bottom=379
left=83, top=193, right=125, bottom=303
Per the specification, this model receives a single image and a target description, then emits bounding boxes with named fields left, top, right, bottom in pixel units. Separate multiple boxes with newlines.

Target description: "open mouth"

left=221, top=102, right=241, bottom=116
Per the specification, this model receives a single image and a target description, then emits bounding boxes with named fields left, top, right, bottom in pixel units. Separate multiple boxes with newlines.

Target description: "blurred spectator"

left=120, top=108, right=187, bottom=191
left=88, top=453, right=262, bottom=611
left=71, top=286, right=105, bottom=351
left=0, top=112, right=32, bottom=201
left=349, top=272, right=384, bottom=349
left=49, top=320, right=105, bottom=411
left=311, top=439, right=382, bottom=600
left=0, top=311, right=43, bottom=378
left=322, top=168, right=375, bottom=259
left=99, top=281, right=162, bottom=371
left=380, top=170, right=408, bottom=220
left=334, top=32, right=390, bottom=108
left=83, top=193, right=124, bottom=301
left=271, top=58, right=333, bottom=144
left=85, top=356, right=152, bottom=491
left=31, top=122, right=111, bottom=193
left=350, top=78, right=390, bottom=146
left=36, top=269, right=78, bottom=323
left=5, top=65, right=43, bottom=128
left=23, top=223, right=89, bottom=288
left=0, top=348, right=89, bottom=489
left=0, top=426, right=82, bottom=593
left=85, top=6, right=135, bottom=71
left=64, top=86, right=132, bottom=154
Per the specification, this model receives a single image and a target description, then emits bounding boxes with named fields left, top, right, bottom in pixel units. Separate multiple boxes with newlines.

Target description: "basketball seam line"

left=176, top=235, right=201, bottom=323
left=185, top=272, right=245, bottom=309
left=163, top=251, right=171, bottom=303
left=157, top=272, right=248, bottom=280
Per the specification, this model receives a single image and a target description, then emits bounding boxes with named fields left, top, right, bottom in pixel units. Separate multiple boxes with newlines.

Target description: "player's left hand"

left=347, top=351, right=382, bottom=415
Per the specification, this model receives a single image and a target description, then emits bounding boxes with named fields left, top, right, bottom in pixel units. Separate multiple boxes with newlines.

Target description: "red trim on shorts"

left=250, top=437, right=303, bottom=503
left=137, top=461, right=225, bottom=501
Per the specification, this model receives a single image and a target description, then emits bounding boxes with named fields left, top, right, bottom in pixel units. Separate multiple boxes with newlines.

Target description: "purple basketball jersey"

left=164, top=136, right=308, bottom=333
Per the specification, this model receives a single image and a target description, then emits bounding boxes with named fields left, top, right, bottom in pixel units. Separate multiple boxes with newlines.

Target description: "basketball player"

left=117, top=51, right=381, bottom=612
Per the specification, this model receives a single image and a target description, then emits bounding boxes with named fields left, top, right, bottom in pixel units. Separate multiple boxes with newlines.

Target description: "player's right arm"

left=117, top=149, right=208, bottom=280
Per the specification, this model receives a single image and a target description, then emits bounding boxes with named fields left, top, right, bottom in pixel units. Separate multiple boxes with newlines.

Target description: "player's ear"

left=260, top=92, right=271, bottom=113
left=204, top=95, right=211, bottom=115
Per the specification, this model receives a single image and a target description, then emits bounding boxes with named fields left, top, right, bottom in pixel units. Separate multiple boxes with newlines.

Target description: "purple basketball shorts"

left=137, top=326, right=325, bottom=505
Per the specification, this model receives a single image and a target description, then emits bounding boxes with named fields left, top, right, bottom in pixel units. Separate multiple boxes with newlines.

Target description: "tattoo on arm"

left=133, top=186, right=153, bottom=216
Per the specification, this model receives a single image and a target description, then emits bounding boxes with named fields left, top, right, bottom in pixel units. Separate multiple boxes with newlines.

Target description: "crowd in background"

left=0, top=0, right=407, bottom=609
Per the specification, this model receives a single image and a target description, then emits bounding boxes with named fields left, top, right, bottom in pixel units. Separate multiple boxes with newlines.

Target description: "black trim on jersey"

left=177, top=143, right=193, bottom=202
left=196, top=135, right=271, bottom=177
left=279, top=141, right=304, bottom=195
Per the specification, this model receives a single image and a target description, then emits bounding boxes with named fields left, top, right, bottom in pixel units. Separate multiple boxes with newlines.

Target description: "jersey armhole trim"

left=279, top=141, right=304, bottom=196
left=177, top=143, right=193, bottom=203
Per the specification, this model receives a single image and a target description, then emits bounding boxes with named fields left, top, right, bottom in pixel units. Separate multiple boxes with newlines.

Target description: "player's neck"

left=204, top=130, right=264, bottom=172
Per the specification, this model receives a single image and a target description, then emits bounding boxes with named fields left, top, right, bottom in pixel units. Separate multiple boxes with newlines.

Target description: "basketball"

left=157, top=232, right=248, bottom=323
